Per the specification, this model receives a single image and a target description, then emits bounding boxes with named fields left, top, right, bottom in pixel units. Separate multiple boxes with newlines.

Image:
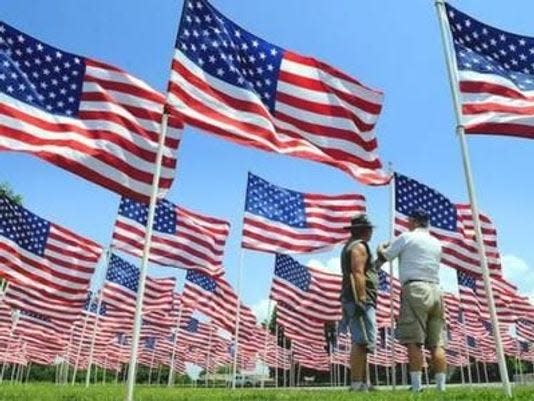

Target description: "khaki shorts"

left=398, top=281, right=445, bottom=348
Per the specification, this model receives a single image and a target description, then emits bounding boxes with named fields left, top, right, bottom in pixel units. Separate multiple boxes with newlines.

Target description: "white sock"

left=435, top=372, right=446, bottom=391
left=410, top=371, right=422, bottom=392
left=351, top=381, right=363, bottom=390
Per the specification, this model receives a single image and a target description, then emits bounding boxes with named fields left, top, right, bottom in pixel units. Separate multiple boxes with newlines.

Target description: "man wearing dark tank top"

left=339, top=214, right=378, bottom=392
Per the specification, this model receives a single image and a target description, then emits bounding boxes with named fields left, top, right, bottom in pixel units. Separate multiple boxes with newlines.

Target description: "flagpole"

left=434, top=0, right=511, bottom=396
left=231, top=249, right=245, bottom=389
left=167, top=307, right=183, bottom=387
left=387, top=163, right=397, bottom=390
left=71, top=313, right=90, bottom=384
left=261, top=299, right=272, bottom=388
left=124, top=110, right=171, bottom=401
left=84, top=245, right=113, bottom=388
left=205, top=326, right=214, bottom=387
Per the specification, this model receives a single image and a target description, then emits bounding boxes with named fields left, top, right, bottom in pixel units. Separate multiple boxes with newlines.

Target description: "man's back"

left=384, top=228, right=441, bottom=284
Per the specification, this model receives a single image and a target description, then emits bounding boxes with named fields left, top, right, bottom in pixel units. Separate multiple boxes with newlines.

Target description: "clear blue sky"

left=2, top=0, right=534, bottom=322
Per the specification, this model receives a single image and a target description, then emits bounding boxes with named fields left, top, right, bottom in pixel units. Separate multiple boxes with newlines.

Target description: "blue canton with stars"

left=395, top=173, right=457, bottom=232
left=457, top=270, right=477, bottom=292
left=106, top=253, right=140, bottom=293
left=0, top=22, right=85, bottom=116
left=245, top=173, right=307, bottom=229
left=446, top=4, right=534, bottom=91
left=83, top=292, right=108, bottom=316
left=466, top=335, right=477, bottom=348
left=144, top=337, right=156, bottom=350
left=378, top=269, right=390, bottom=293
left=274, top=254, right=311, bottom=292
left=118, top=197, right=176, bottom=234
left=176, top=0, right=284, bottom=112
left=185, top=317, right=199, bottom=333
left=0, top=194, right=50, bottom=256
left=185, top=269, right=217, bottom=293
left=21, top=309, right=50, bottom=322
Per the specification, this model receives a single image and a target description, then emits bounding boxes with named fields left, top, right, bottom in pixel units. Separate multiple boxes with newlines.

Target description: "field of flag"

left=1, top=0, right=534, bottom=400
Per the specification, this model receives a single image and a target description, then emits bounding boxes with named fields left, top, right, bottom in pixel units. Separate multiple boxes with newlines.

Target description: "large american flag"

left=0, top=195, right=102, bottom=303
left=445, top=4, right=534, bottom=140
left=270, top=254, right=341, bottom=322
left=167, top=0, right=389, bottom=185
left=101, top=253, right=175, bottom=315
left=112, top=197, right=229, bottom=276
left=242, top=173, right=366, bottom=253
left=0, top=22, right=182, bottom=201
left=394, top=173, right=500, bottom=275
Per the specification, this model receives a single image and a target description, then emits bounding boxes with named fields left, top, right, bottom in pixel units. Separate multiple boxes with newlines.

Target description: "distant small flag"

left=167, top=0, right=389, bottom=185
left=242, top=173, right=366, bottom=253
left=0, top=22, right=182, bottom=201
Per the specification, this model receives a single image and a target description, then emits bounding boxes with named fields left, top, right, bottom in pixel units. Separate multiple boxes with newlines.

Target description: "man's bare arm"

left=350, top=243, right=368, bottom=304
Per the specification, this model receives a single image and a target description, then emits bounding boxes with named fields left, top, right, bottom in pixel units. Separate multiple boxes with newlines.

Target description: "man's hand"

left=377, top=241, right=390, bottom=256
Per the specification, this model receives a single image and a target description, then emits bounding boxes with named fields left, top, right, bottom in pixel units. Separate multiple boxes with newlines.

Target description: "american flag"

left=376, top=268, right=401, bottom=328
left=0, top=195, right=102, bottom=303
left=112, top=197, right=229, bottom=276
left=167, top=0, right=389, bottom=185
left=445, top=4, right=534, bottom=140
left=270, top=254, right=342, bottom=322
left=4, top=283, right=83, bottom=323
left=275, top=302, right=325, bottom=345
left=0, top=22, right=182, bottom=201
left=394, top=173, right=500, bottom=275
left=182, top=270, right=257, bottom=339
left=242, top=173, right=365, bottom=253
left=101, top=253, right=175, bottom=315
left=517, top=319, right=534, bottom=342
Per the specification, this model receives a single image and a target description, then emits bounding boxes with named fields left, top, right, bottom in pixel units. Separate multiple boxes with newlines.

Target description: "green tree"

left=0, top=182, right=23, bottom=205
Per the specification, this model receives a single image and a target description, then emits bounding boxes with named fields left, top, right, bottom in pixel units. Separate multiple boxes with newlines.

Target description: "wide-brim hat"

left=343, top=213, right=375, bottom=230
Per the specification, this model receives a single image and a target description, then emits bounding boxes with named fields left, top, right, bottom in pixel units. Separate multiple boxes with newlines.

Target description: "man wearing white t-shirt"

left=377, top=208, right=447, bottom=393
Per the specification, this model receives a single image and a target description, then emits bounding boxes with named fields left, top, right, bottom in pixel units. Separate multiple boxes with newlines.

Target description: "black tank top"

left=340, top=238, right=377, bottom=306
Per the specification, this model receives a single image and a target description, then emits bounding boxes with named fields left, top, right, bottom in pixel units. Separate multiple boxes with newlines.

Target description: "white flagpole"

left=231, top=249, right=245, bottom=389
left=71, top=314, right=90, bottom=384
left=204, top=326, right=214, bottom=387
left=261, top=299, right=272, bottom=388
left=84, top=288, right=105, bottom=387
left=85, top=247, right=112, bottom=388
left=434, top=1, right=511, bottom=396
left=124, top=112, right=171, bottom=401
left=167, top=307, right=183, bottom=387
left=388, top=164, right=397, bottom=390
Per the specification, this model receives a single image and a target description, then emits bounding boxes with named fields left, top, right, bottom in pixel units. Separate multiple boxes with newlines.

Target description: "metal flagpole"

left=124, top=111, right=171, bottom=401
left=434, top=0, right=511, bottom=396
left=86, top=247, right=112, bottom=387
left=462, top=322, right=473, bottom=387
left=261, top=299, right=272, bottom=389
left=387, top=164, right=397, bottom=390
left=231, top=250, right=245, bottom=389
left=275, top=322, right=279, bottom=388
left=205, top=326, right=214, bottom=388
left=71, top=315, right=90, bottom=384
left=148, top=342, right=157, bottom=385
left=167, top=307, right=183, bottom=387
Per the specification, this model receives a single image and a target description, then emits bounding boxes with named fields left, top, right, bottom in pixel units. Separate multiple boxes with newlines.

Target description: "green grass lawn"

left=0, top=384, right=533, bottom=401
